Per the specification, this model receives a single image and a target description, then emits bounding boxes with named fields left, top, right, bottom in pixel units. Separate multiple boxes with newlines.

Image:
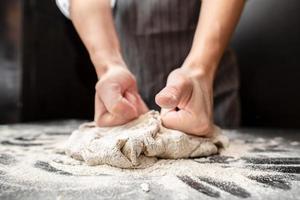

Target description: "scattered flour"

left=140, top=183, right=150, bottom=192
left=1, top=121, right=299, bottom=200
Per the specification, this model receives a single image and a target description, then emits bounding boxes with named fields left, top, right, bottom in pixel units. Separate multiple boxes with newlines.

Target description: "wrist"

left=181, top=57, right=217, bottom=83
left=90, top=50, right=127, bottom=78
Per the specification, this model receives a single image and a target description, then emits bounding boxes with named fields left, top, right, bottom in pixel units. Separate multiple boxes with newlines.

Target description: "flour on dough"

left=65, top=111, right=228, bottom=168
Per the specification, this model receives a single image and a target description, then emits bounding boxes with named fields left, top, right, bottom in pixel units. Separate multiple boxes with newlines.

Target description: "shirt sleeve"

left=56, top=0, right=116, bottom=19
left=56, top=0, right=70, bottom=18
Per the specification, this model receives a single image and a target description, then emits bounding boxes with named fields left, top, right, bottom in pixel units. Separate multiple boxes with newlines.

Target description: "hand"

left=94, top=66, right=148, bottom=126
left=155, top=67, right=214, bottom=136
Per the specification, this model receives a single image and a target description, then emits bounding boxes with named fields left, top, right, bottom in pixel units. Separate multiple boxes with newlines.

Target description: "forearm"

left=70, top=0, right=125, bottom=77
left=183, top=0, right=245, bottom=79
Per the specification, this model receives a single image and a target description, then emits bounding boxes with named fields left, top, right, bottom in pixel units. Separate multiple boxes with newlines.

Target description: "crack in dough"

left=65, top=111, right=229, bottom=168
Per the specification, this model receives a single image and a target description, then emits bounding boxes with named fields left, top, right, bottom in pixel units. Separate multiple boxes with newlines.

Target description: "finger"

left=94, top=94, right=106, bottom=125
left=96, top=93, right=137, bottom=126
left=124, top=91, right=137, bottom=108
left=110, top=97, right=138, bottom=119
left=125, top=91, right=148, bottom=115
left=99, top=84, right=137, bottom=118
left=136, top=94, right=149, bottom=114
left=99, top=83, right=122, bottom=113
left=96, top=94, right=138, bottom=126
left=97, top=111, right=133, bottom=126
left=94, top=94, right=118, bottom=127
left=161, top=110, right=188, bottom=131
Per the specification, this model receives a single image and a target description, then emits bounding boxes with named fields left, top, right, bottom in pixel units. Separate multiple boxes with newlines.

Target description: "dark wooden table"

left=0, top=121, right=299, bottom=200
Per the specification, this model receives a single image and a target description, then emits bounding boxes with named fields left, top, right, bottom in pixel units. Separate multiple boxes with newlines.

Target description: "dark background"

left=231, top=0, right=300, bottom=128
left=22, top=0, right=97, bottom=122
left=0, top=0, right=300, bottom=128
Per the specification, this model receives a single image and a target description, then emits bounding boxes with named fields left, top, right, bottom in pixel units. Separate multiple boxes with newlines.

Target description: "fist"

left=155, top=68, right=214, bottom=136
left=94, top=66, right=148, bottom=126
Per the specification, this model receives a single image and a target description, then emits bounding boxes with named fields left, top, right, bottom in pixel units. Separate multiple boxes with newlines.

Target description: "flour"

left=1, top=121, right=299, bottom=200
left=140, top=183, right=150, bottom=192
left=64, top=111, right=228, bottom=168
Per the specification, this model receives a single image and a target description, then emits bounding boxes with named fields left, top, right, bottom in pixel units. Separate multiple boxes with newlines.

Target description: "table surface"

left=0, top=120, right=299, bottom=200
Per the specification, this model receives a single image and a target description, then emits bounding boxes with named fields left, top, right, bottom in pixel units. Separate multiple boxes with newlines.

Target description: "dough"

left=65, top=111, right=228, bottom=168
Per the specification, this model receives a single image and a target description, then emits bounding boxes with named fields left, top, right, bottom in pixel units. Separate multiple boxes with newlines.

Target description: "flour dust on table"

left=65, top=111, right=228, bottom=168
left=1, top=120, right=300, bottom=200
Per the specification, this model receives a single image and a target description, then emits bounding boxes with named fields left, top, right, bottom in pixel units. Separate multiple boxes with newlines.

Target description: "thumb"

left=155, top=75, right=193, bottom=109
left=156, top=73, right=193, bottom=109
left=155, top=86, right=181, bottom=109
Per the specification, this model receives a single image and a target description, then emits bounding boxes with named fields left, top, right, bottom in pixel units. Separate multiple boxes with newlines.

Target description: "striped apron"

left=113, top=0, right=240, bottom=127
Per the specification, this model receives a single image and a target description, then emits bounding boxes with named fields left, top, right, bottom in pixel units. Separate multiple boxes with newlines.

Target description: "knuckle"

left=111, top=103, right=122, bottom=114
left=127, top=74, right=137, bottom=86
left=110, top=100, right=129, bottom=115
left=129, top=73, right=136, bottom=82
left=95, top=81, right=102, bottom=91
left=94, top=115, right=105, bottom=126
left=95, top=80, right=107, bottom=92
